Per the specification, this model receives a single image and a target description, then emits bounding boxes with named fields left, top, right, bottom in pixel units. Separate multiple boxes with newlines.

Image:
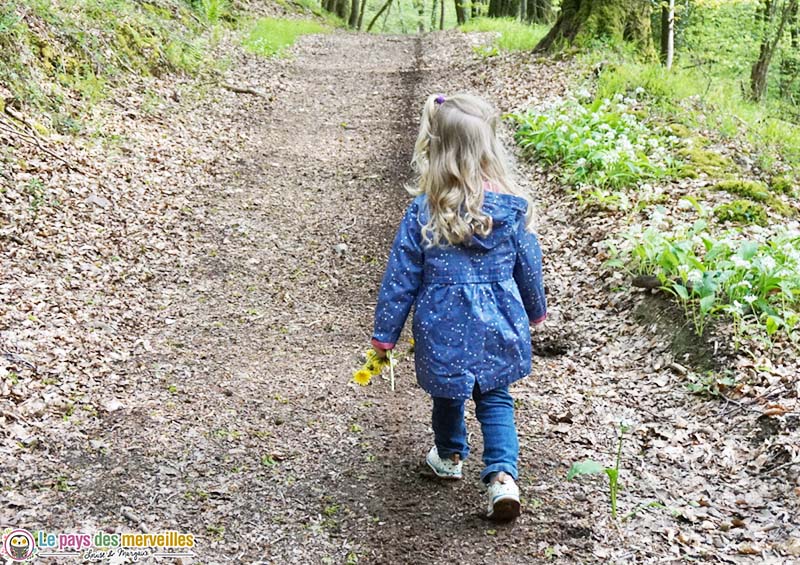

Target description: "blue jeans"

left=431, top=384, right=519, bottom=483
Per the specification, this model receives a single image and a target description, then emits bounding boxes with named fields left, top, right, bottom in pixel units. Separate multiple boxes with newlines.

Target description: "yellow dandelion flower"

left=353, top=368, right=372, bottom=386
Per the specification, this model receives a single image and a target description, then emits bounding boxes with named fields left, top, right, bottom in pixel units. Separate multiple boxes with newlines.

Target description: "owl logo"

left=2, top=528, right=35, bottom=562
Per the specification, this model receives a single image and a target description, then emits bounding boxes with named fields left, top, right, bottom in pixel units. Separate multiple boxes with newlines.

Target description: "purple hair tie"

left=434, top=95, right=446, bottom=105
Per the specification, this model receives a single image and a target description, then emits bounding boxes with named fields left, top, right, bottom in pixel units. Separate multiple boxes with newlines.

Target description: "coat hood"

left=466, top=192, right=528, bottom=251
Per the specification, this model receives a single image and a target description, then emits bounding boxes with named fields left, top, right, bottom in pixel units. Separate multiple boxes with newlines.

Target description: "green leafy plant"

left=197, top=0, right=229, bottom=23
left=509, top=91, right=682, bottom=207
left=611, top=218, right=800, bottom=340
left=567, top=421, right=630, bottom=519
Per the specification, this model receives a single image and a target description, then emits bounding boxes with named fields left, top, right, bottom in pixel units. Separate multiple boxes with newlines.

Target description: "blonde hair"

left=409, top=92, right=533, bottom=248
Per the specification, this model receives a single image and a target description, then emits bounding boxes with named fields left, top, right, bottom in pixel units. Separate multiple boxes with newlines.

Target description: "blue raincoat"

left=372, top=192, right=547, bottom=399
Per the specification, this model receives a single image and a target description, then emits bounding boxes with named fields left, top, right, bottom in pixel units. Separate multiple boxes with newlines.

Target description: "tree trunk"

left=413, top=0, right=425, bottom=32
left=534, top=0, right=656, bottom=57
left=348, top=0, right=359, bottom=27
left=521, top=0, right=528, bottom=21
left=335, top=0, right=349, bottom=21
left=367, top=0, right=393, bottom=31
left=527, top=0, right=551, bottom=23
left=455, top=0, right=467, bottom=24
left=357, top=0, right=367, bottom=28
left=750, top=0, right=797, bottom=101
left=471, top=0, right=481, bottom=18
left=383, top=0, right=393, bottom=30
left=431, top=0, right=439, bottom=29
left=324, top=0, right=336, bottom=12
left=779, top=0, right=799, bottom=95
left=660, top=0, right=674, bottom=69
left=440, top=0, right=445, bottom=29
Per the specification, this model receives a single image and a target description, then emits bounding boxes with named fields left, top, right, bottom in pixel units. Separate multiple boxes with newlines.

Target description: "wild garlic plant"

left=567, top=421, right=631, bottom=520
left=509, top=89, right=682, bottom=210
left=607, top=208, right=800, bottom=341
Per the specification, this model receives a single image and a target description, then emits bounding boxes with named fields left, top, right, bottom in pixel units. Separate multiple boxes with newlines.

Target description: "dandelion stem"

left=388, top=350, right=395, bottom=392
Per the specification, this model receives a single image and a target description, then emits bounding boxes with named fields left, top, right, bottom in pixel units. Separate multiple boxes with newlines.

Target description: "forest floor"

left=1, top=27, right=799, bottom=565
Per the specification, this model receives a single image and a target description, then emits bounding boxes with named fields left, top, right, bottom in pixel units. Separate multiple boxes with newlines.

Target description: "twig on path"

left=121, top=507, right=149, bottom=531
left=221, top=83, right=270, bottom=100
left=767, top=459, right=799, bottom=474
left=0, top=112, right=82, bottom=173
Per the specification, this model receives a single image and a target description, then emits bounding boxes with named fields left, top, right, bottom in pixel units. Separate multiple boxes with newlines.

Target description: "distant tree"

left=335, top=0, right=349, bottom=20
left=526, top=0, right=551, bottom=23
left=660, top=0, right=675, bottom=69
left=357, top=0, right=367, bottom=28
left=367, top=0, right=393, bottom=31
left=750, top=0, right=798, bottom=101
left=455, top=0, right=467, bottom=25
left=348, top=0, right=359, bottom=27
left=779, top=1, right=799, bottom=97
left=488, top=0, right=520, bottom=18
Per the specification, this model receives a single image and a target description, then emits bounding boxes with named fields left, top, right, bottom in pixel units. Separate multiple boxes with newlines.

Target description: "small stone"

left=86, top=194, right=111, bottom=209
left=334, top=243, right=348, bottom=256
left=102, top=398, right=124, bottom=412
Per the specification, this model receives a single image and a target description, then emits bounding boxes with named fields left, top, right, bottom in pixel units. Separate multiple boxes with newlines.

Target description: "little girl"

left=370, top=93, right=546, bottom=522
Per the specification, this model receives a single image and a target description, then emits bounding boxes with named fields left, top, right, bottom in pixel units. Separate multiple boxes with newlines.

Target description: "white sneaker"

left=425, top=446, right=463, bottom=480
left=486, top=473, right=521, bottom=521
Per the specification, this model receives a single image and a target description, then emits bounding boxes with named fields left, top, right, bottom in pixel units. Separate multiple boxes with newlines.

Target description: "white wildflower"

left=759, top=255, right=777, bottom=272
left=731, top=255, right=750, bottom=269
left=743, top=294, right=758, bottom=304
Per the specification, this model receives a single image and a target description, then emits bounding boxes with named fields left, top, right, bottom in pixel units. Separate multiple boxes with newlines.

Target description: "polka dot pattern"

left=372, top=192, right=547, bottom=400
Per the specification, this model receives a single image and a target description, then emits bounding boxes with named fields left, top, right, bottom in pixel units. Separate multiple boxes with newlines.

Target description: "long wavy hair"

left=409, top=93, right=534, bottom=248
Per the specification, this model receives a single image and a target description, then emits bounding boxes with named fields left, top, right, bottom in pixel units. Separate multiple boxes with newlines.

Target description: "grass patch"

left=587, top=52, right=800, bottom=175
left=243, top=17, right=328, bottom=57
left=459, top=18, right=548, bottom=52
left=0, top=0, right=220, bottom=128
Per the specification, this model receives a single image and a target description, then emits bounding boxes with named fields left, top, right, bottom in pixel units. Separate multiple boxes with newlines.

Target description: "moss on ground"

left=770, top=176, right=797, bottom=195
left=713, top=179, right=770, bottom=200
left=677, top=145, right=735, bottom=178
left=713, top=199, right=768, bottom=226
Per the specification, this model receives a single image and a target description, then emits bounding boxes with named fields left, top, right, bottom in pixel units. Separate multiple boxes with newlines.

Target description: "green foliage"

left=0, top=0, right=217, bottom=125
left=585, top=49, right=800, bottom=175
left=612, top=217, right=800, bottom=340
left=196, top=0, right=230, bottom=23
left=509, top=91, right=681, bottom=201
left=243, top=17, right=328, bottom=57
left=459, top=18, right=548, bottom=52
left=713, top=200, right=768, bottom=227
left=567, top=422, right=630, bottom=520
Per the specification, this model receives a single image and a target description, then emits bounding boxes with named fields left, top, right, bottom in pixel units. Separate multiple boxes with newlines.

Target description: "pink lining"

left=371, top=338, right=395, bottom=350
left=532, top=313, right=547, bottom=325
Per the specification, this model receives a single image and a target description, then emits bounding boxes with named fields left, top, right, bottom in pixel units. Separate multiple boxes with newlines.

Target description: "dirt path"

left=5, top=28, right=798, bottom=565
